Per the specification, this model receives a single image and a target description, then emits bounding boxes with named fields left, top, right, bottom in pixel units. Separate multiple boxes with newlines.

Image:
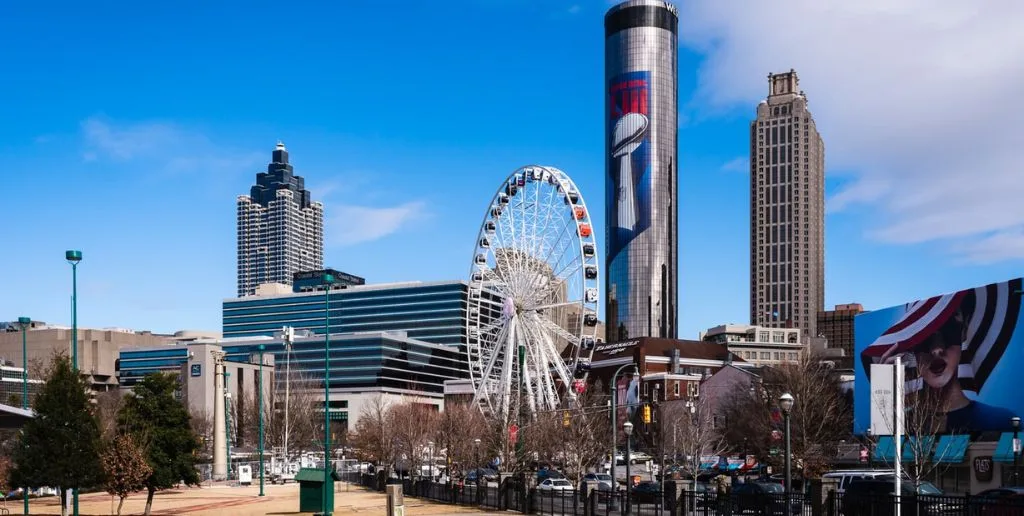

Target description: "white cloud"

left=679, top=1, right=1024, bottom=261
left=952, top=229, right=1024, bottom=264
left=720, top=157, right=749, bottom=173
left=330, top=202, right=427, bottom=246
left=80, top=117, right=263, bottom=176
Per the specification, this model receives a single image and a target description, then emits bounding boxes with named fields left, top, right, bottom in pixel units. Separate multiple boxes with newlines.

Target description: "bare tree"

left=435, top=402, right=487, bottom=475
left=718, top=354, right=851, bottom=479
left=348, top=395, right=398, bottom=476
left=391, top=402, right=441, bottom=478
left=662, top=395, right=728, bottom=483
left=189, top=407, right=215, bottom=459
left=94, top=390, right=125, bottom=440
left=558, top=391, right=611, bottom=483
left=870, top=387, right=954, bottom=487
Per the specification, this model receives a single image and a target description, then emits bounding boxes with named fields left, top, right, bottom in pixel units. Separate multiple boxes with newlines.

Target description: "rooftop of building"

left=592, top=337, right=750, bottom=365
left=223, top=278, right=469, bottom=303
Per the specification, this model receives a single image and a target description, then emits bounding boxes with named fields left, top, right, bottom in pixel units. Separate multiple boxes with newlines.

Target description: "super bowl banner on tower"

left=607, top=71, right=652, bottom=254
left=854, top=278, right=1024, bottom=434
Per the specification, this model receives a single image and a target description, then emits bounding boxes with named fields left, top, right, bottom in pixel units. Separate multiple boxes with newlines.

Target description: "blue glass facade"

left=118, top=333, right=467, bottom=394
left=222, top=280, right=470, bottom=347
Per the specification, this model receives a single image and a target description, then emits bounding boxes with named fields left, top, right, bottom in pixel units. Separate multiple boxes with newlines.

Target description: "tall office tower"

left=750, top=70, right=825, bottom=337
left=236, top=142, right=324, bottom=297
left=605, top=0, right=679, bottom=341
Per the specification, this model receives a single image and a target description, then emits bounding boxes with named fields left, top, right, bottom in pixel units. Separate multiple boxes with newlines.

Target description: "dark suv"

left=841, top=478, right=950, bottom=516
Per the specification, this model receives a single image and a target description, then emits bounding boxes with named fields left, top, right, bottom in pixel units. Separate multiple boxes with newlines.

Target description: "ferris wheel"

left=467, top=165, right=601, bottom=421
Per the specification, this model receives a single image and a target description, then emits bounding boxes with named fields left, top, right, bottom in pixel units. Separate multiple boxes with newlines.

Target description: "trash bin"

left=296, top=468, right=341, bottom=513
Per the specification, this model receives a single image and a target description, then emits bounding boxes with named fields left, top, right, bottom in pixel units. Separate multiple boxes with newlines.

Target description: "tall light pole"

left=65, top=249, right=82, bottom=516
left=225, top=387, right=233, bottom=478
left=427, top=441, right=435, bottom=481
left=258, top=343, right=266, bottom=497
left=18, top=316, right=30, bottom=515
left=778, top=393, right=794, bottom=494
left=610, top=363, right=638, bottom=480
left=623, top=421, right=634, bottom=515
left=1012, top=416, right=1021, bottom=487
left=322, top=272, right=335, bottom=516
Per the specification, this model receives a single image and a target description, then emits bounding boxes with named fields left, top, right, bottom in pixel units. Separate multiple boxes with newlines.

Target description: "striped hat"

left=861, top=278, right=1022, bottom=393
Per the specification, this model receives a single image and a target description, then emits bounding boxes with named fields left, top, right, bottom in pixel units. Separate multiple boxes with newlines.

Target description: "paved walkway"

left=9, top=482, right=493, bottom=515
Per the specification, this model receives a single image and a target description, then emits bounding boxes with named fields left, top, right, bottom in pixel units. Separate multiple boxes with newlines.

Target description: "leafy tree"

left=118, top=373, right=201, bottom=516
left=10, top=354, right=103, bottom=516
left=102, top=433, right=152, bottom=515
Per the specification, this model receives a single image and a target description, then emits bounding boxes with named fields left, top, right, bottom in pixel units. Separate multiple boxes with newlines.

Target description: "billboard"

left=607, top=70, right=652, bottom=253
left=855, top=278, right=1023, bottom=434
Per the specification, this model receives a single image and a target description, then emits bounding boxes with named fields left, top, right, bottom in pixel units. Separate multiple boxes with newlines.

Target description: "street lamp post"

left=779, top=393, right=794, bottom=494
left=18, top=316, right=30, bottom=515
left=258, top=343, right=266, bottom=497
left=610, top=363, right=638, bottom=480
left=1012, top=416, right=1021, bottom=487
left=623, top=421, right=634, bottom=516
left=225, top=386, right=233, bottom=478
left=65, top=250, right=82, bottom=516
left=322, top=273, right=335, bottom=516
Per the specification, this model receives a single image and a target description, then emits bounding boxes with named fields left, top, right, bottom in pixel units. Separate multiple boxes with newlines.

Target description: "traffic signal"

left=642, top=404, right=652, bottom=424
left=562, top=410, right=571, bottom=428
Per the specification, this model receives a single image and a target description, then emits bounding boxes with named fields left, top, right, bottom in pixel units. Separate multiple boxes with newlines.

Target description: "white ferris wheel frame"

left=466, top=165, right=601, bottom=420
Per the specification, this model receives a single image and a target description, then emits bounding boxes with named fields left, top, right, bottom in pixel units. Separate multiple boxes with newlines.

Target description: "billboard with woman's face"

left=854, top=278, right=1023, bottom=434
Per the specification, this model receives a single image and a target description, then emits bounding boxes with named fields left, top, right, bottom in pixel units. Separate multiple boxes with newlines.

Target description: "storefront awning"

left=932, top=435, right=969, bottom=463
left=873, top=436, right=895, bottom=462
left=994, top=432, right=1018, bottom=463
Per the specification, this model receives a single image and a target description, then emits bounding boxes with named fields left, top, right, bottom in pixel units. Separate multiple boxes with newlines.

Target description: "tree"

left=348, top=395, right=398, bottom=476
left=435, top=402, right=487, bottom=476
left=662, top=395, right=729, bottom=483
left=718, top=354, right=851, bottom=479
left=556, top=391, right=611, bottom=483
left=118, top=373, right=201, bottom=516
left=94, top=390, right=125, bottom=440
left=391, top=402, right=441, bottom=478
left=10, top=354, right=103, bottom=516
left=870, top=387, right=955, bottom=487
left=102, top=434, right=152, bottom=516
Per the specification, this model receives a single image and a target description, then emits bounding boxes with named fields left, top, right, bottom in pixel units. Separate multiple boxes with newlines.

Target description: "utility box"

left=238, top=465, right=253, bottom=485
left=296, top=468, right=341, bottom=513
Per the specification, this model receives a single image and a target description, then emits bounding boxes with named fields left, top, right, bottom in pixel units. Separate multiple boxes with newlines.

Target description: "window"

left=760, top=352, right=770, bottom=360
left=674, top=382, right=680, bottom=396
left=759, top=331, right=769, bottom=342
left=773, top=352, right=781, bottom=361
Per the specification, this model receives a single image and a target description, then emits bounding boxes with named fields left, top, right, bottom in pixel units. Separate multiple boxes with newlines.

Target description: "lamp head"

left=779, top=392, right=794, bottom=413
left=324, top=273, right=336, bottom=285
left=257, top=343, right=266, bottom=352
left=65, top=250, right=82, bottom=264
left=1012, top=416, right=1021, bottom=430
left=623, top=420, right=633, bottom=436
left=17, top=317, right=30, bottom=325
left=474, top=438, right=481, bottom=445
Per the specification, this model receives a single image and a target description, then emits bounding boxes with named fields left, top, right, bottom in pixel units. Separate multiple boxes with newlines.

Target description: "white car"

left=538, top=479, right=575, bottom=493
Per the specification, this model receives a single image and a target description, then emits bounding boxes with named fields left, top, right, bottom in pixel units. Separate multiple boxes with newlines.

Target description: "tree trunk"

left=60, top=488, right=68, bottom=516
left=117, top=495, right=126, bottom=516
left=144, top=486, right=156, bottom=516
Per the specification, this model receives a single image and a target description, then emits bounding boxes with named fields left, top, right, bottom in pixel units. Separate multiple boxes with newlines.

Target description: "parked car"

left=841, top=478, right=950, bottom=516
left=538, top=478, right=574, bottom=494
left=537, top=468, right=565, bottom=482
left=972, top=487, right=1024, bottom=516
left=631, top=481, right=671, bottom=505
left=465, top=467, right=498, bottom=484
left=822, top=469, right=896, bottom=496
left=582, top=473, right=614, bottom=491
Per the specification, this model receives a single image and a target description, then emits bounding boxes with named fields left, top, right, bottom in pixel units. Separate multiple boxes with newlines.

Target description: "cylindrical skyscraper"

left=605, top=0, right=678, bottom=341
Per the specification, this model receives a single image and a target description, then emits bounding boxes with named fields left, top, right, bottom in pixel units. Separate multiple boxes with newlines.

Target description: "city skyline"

left=3, top=2, right=1022, bottom=339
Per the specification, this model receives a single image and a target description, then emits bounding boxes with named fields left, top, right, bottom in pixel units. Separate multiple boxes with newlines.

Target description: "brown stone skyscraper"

left=749, top=70, right=825, bottom=337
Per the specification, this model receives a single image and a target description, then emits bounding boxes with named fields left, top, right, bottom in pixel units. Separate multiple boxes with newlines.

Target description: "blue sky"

left=2, top=1, right=1022, bottom=338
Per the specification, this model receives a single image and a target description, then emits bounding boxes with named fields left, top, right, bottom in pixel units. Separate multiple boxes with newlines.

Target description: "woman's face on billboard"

left=916, top=332, right=961, bottom=389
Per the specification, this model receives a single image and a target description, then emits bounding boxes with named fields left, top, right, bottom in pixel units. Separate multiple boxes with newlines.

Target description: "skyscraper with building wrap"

left=605, top=0, right=678, bottom=341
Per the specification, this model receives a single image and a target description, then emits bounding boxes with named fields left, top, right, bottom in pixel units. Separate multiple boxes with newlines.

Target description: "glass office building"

left=118, top=333, right=466, bottom=395
left=222, top=280, right=478, bottom=348
left=604, top=0, right=679, bottom=341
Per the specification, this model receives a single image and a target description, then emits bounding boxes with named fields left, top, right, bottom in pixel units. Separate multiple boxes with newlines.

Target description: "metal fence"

left=338, top=474, right=1024, bottom=516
